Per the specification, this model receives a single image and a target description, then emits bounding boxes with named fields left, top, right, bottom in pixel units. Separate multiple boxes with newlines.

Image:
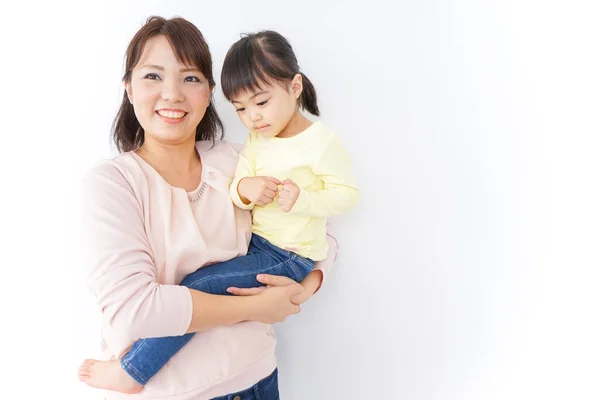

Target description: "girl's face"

left=231, top=74, right=303, bottom=138
left=126, top=35, right=212, bottom=147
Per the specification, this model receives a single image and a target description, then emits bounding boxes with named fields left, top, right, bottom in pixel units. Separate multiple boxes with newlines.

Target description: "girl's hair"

left=112, top=16, right=224, bottom=153
left=221, top=30, right=320, bottom=116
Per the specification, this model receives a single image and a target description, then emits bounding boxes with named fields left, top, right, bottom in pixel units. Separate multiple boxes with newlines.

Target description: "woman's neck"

left=136, top=136, right=202, bottom=191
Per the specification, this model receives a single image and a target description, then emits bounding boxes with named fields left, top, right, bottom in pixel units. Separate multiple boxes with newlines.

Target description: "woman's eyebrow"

left=138, top=65, right=200, bottom=73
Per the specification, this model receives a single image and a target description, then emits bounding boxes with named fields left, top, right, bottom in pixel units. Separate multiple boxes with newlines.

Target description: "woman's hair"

left=112, top=16, right=224, bottom=153
left=221, top=30, right=319, bottom=116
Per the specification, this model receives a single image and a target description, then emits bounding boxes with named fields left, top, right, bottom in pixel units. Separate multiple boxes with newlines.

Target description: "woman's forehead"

left=136, top=35, right=200, bottom=71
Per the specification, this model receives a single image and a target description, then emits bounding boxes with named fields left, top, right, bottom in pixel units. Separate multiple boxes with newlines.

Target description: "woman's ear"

left=291, top=73, right=303, bottom=99
left=124, top=81, right=133, bottom=103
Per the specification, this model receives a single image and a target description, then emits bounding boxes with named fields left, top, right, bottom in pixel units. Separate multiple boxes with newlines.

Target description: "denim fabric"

left=120, top=234, right=314, bottom=386
left=211, top=368, right=279, bottom=400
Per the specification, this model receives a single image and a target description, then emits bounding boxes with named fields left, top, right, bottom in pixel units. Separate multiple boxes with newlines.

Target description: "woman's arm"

left=83, top=163, right=301, bottom=341
left=83, top=164, right=192, bottom=341
left=184, top=283, right=302, bottom=333
left=309, top=231, right=338, bottom=294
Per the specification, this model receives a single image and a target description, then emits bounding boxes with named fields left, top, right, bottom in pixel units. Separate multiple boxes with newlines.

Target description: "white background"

left=1, top=1, right=599, bottom=399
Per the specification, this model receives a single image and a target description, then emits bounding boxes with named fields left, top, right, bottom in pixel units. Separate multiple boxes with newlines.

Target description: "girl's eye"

left=185, top=76, right=201, bottom=83
left=144, top=73, right=161, bottom=80
left=235, top=107, right=246, bottom=112
left=257, top=100, right=269, bottom=106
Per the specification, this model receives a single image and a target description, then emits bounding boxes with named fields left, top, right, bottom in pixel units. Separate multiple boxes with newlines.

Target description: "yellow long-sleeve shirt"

left=229, top=121, right=359, bottom=260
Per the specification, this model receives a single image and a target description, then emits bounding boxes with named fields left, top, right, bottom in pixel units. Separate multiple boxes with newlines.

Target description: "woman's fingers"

left=226, top=286, right=267, bottom=296
left=256, top=274, right=298, bottom=287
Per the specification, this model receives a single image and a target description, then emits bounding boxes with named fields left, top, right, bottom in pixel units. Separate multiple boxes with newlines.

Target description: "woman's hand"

left=227, top=270, right=324, bottom=306
left=233, top=276, right=303, bottom=324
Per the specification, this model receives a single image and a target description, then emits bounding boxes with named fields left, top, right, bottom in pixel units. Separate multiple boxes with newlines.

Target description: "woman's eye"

left=185, top=76, right=201, bottom=82
left=144, top=73, right=160, bottom=80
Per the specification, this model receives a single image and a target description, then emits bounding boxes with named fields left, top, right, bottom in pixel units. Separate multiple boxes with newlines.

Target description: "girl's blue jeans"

left=120, top=234, right=314, bottom=386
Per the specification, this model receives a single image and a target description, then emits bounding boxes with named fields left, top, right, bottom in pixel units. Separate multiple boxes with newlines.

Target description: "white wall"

left=2, top=0, right=599, bottom=399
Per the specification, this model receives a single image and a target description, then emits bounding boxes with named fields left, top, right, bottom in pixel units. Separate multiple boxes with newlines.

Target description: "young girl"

left=82, top=29, right=358, bottom=394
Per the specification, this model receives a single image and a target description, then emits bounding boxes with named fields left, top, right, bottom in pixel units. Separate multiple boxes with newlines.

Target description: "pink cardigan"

left=82, top=140, right=337, bottom=399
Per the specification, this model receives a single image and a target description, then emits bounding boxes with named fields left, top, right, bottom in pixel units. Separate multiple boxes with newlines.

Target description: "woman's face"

left=126, top=35, right=212, bottom=146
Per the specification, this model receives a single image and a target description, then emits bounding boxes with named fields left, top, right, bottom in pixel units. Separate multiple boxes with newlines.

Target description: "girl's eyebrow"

left=231, top=91, right=269, bottom=104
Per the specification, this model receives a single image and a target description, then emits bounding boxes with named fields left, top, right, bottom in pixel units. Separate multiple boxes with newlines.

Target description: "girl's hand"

left=237, top=176, right=281, bottom=206
left=277, top=179, right=300, bottom=212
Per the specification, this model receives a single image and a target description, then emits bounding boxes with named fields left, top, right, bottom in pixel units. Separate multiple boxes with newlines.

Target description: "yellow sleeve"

left=289, top=133, right=359, bottom=217
left=229, top=135, right=257, bottom=210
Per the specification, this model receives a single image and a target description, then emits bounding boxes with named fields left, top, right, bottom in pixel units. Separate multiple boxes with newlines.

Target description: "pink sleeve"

left=82, top=163, right=192, bottom=341
left=312, top=228, right=339, bottom=291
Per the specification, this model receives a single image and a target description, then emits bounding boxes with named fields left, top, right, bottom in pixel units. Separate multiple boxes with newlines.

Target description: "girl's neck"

left=136, top=136, right=202, bottom=191
left=277, top=111, right=313, bottom=138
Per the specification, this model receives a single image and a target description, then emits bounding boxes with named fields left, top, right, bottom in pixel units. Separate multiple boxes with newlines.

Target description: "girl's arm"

left=287, top=133, right=359, bottom=217
left=229, top=135, right=258, bottom=209
left=82, top=163, right=301, bottom=341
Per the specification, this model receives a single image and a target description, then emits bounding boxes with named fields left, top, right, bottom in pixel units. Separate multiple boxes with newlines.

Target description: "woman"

left=77, top=15, right=337, bottom=400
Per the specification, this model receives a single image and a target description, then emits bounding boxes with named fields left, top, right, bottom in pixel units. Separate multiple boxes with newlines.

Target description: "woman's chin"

left=144, top=128, right=198, bottom=145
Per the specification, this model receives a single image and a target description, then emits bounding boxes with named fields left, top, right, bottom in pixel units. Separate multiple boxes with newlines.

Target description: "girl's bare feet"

left=78, top=359, right=143, bottom=394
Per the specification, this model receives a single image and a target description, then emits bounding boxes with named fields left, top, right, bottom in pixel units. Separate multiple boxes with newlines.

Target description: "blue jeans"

left=211, top=368, right=279, bottom=400
left=120, top=234, right=314, bottom=386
